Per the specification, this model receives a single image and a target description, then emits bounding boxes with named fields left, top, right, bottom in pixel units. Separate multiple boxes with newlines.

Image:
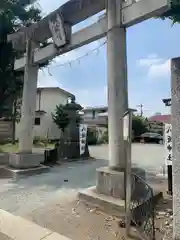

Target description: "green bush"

left=97, top=115, right=148, bottom=143
left=132, top=116, right=148, bottom=137
left=0, top=148, right=4, bottom=153
left=33, top=136, right=41, bottom=144
left=87, top=128, right=98, bottom=145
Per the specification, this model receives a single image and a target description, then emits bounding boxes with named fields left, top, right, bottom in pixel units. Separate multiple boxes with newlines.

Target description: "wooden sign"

left=164, top=123, right=172, bottom=166
left=79, top=124, right=88, bottom=156
left=124, top=114, right=129, bottom=140
left=49, top=13, right=66, bottom=48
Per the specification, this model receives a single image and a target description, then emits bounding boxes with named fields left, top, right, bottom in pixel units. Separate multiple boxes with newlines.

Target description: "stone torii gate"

left=8, top=0, right=170, bottom=168
left=8, top=0, right=171, bottom=231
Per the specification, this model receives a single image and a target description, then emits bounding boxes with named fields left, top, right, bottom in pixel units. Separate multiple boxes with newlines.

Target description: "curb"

left=0, top=209, right=71, bottom=240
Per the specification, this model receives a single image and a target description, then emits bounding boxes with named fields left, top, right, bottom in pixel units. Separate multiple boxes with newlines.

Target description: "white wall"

left=16, top=88, right=70, bottom=140
left=84, top=112, right=93, bottom=118
left=83, top=110, right=107, bottom=120
left=83, top=110, right=99, bottom=119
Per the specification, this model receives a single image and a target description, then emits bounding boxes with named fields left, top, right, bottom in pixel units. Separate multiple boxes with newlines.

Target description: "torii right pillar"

left=107, top=0, right=128, bottom=170
left=96, top=0, right=145, bottom=199
left=171, top=57, right=180, bottom=239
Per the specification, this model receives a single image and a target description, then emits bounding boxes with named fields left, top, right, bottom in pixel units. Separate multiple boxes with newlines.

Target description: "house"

left=148, top=114, right=171, bottom=124
left=81, top=106, right=108, bottom=141
left=81, top=107, right=137, bottom=140
left=16, top=87, right=75, bottom=140
left=148, top=114, right=171, bottom=134
left=81, top=106, right=137, bottom=126
left=82, top=106, right=108, bottom=126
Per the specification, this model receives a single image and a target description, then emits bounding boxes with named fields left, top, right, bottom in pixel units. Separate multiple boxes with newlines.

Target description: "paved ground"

left=0, top=233, right=13, bottom=240
left=90, top=143, right=164, bottom=174
left=23, top=142, right=167, bottom=240
left=25, top=195, right=139, bottom=240
left=24, top=181, right=170, bottom=240
left=0, top=144, right=165, bottom=218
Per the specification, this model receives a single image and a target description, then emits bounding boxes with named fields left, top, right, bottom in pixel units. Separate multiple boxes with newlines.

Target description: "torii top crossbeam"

left=8, top=0, right=105, bottom=49
left=8, top=0, right=170, bottom=51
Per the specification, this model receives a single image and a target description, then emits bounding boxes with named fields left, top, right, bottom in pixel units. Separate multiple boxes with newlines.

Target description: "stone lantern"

left=63, top=96, right=90, bottom=160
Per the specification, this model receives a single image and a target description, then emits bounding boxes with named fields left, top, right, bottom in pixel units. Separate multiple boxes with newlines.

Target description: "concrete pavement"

left=90, top=143, right=164, bottom=174
left=0, top=209, right=70, bottom=240
left=0, top=144, right=165, bottom=218
left=0, top=159, right=107, bottom=216
left=0, top=233, right=13, bottom=240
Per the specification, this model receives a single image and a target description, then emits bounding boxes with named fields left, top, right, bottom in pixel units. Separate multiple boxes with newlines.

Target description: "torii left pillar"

left=9, top=39, right=44, bottom=169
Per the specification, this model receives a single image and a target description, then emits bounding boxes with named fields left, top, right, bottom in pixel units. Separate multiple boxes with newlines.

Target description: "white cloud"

left=67, top=86, right=107, bottom=107
left=148, top=59, right=170, bottom=78
left=138, top=54, right=170, bottom=78
left=138, top=54, right=163, bottom=67
left=37, top=69, right=61, bottom=88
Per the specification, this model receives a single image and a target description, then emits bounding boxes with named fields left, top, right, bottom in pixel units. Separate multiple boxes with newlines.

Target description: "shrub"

left=87, top=128, right=98, bottom=145
left=132, top=116, right=148, bottom=137
left=33, top=136, right=41, bottom=145
left=0, top=148, right=4, bottom=153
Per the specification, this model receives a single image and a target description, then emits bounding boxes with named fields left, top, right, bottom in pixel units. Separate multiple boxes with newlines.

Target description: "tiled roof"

left=148, top=114, right=171, bottom=123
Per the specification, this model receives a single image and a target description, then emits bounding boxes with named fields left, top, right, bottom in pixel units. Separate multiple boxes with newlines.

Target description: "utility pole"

left=137, top=104, right=143, bottom=117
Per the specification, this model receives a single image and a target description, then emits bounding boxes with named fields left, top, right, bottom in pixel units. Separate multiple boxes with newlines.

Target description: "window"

left=34, top=117, right=41, bottom=125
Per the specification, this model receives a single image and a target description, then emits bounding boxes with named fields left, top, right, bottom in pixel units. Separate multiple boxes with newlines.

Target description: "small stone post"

left=171, top=57, right=180, bottom=239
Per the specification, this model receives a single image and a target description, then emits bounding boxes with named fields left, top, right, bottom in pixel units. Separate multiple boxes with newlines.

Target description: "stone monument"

left=57, top=97, right=90, bottom=161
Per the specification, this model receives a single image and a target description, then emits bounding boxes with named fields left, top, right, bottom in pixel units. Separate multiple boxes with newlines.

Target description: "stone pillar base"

left=9, top=153, right=44, bottom=169
left=96, top=166, right=146, bottom=200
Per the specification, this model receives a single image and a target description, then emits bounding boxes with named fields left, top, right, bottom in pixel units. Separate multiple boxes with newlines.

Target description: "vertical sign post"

left=124, top=110, right=133, bottom=237
left=164, top=123, right=172, bottom=195
left=79, top=124, right=88, bottom=156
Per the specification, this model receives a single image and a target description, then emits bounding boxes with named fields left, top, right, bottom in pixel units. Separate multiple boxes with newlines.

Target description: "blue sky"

left=36, top=0, right=180, bottom=116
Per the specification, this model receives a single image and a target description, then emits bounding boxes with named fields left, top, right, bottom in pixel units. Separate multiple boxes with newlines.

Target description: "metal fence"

left=130, top=173, right=155, bottom=240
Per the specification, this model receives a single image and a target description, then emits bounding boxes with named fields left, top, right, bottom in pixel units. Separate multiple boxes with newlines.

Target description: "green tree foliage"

left=161, top=0, right=180, bottom=24
left=52, top=101, right=82, bottom=133
left=0, top=0, right=42, bottom=118
left=98, top=116, right=148, bottom=143
left=52, top=104, right=70, bottom=133
left=132, top=115, right=148, bottom=137
left=87, top=128, right=98, bottom=145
